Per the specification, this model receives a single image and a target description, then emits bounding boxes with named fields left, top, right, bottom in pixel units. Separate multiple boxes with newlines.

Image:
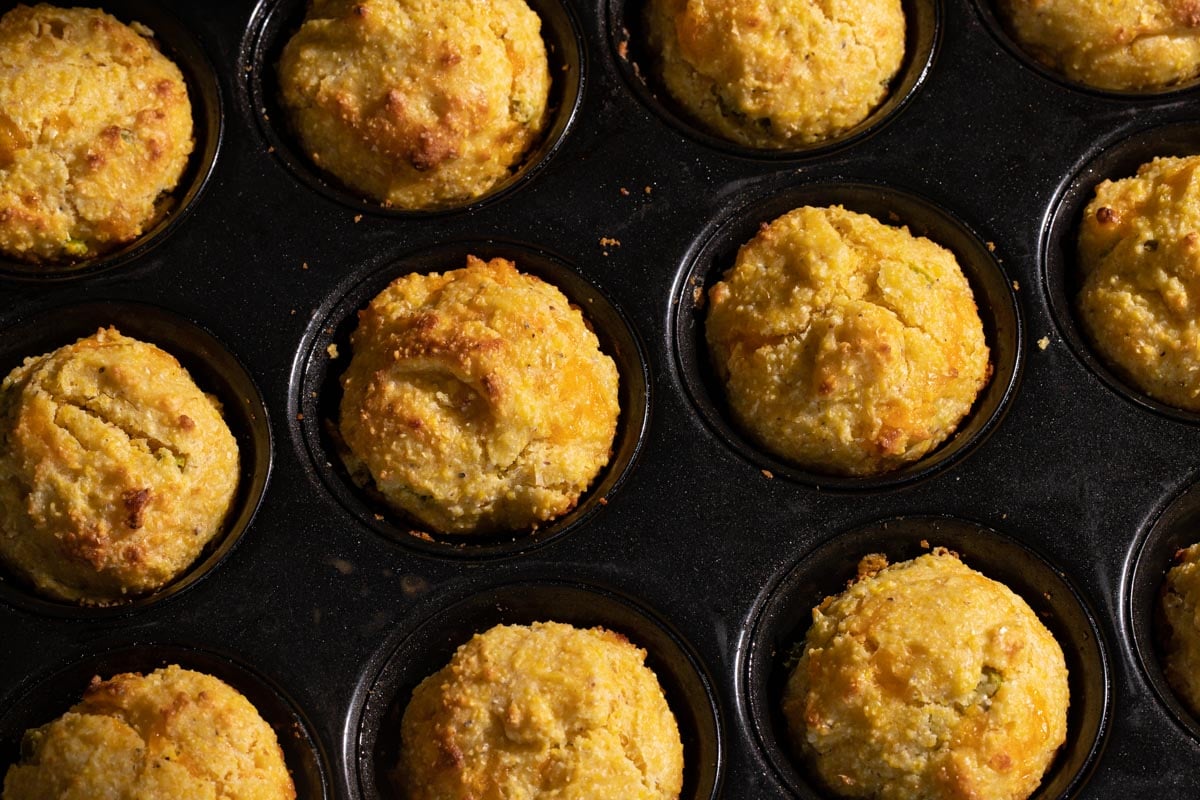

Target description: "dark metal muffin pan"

left=3, top=0, right=1200, bottom=797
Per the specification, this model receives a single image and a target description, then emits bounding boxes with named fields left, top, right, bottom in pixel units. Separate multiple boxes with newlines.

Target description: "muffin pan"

left=3, top=0, right=1200, bottom=797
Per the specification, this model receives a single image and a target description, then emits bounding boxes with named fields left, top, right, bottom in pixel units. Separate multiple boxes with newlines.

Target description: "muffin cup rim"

left=667, top=177, right=1024, bottom=490
left=241, top=0, right=587, bottom=217
left=346, top=571, right=725, bottom=800
left=736, top=513, right=1113, bottom=800
left=1041, top=119, right=1200, bottom=425
left=0, top=298, right=274, bottom=617
left=0, top=0, right=225, bottom=282
left=972, top=0, right=1200, bottom=99
left=604, top=0, right=942, bottom=160
left=0, top=640, right=332, bottom=800
left=1126, top=474, right=1200, bottom=744
left=289, top=237, right=652, bottom=559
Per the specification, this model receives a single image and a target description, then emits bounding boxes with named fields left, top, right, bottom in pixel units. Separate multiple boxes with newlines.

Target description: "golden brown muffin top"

left=398, top=621, right=684, bottom=800
left=706, top=205, right=990, bottom=475
left=338, top=256, right=619, bottom=534
left=999, top=0, right=1200, bottom=91
left=1077, top=155, right=1200, bottom=411
left=278, top=0, right=550, bottom=209
left=783, top=551, right=1070, bottom=800
left=0, top=4, right=194, bottom=263
left=2, top=665, right=295, bottom=800
left=644, top=0, right=905, bottom=147
left=0, top=327, right=239, bottom=603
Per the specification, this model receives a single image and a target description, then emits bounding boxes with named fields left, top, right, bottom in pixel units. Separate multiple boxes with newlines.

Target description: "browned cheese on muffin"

left=0, top=328, right=239, bottom=603
left=999, top=0, right=1200, bottom=91
left=1077, top=155, right=1200, bottom=410
left=0, top=4, right=194, bottom=263
left=1161, top=542, right=1200, bottom=715
left=2, top=665, right=295, bottom=800
left=278, top=0, right=550, bottom=209
left=398, top=621, right=684, bottom=800
left=783, top=551, right=1070, bottom=800
left=643, top=0, right=905, bottom=148
left=705, top=205, right=990, bottom=476
left=338, top=256, right=619, bottom=534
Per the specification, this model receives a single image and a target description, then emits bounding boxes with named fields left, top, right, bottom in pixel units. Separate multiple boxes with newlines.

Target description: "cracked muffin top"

left=2, top=665, right=295, bottom=800
left=0, top=4, right=194, bottom=264
left=397, top=621, right=683, bottom=800
left=278, top=0, right=550, bottom=210
left=1161, top=542, right=1200, bottom=717
left=783, top=550, right=1070, bottom=800
left=998, top=0, right=1200, bottom=91
left=643, top=0, right=905, bottom=148
left=0, top=327, right=238, bottom=604
left=1077, top=154, right=1200, bottom=411
left=705, top=205, right=990, bottom=476
left=338, top=255, right=619, bottom=535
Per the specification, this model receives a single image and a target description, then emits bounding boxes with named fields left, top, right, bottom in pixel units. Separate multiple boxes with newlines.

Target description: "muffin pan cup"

left=5, top=0, right=1200, bottom=797
left=0, top=0, right=223, bottom=281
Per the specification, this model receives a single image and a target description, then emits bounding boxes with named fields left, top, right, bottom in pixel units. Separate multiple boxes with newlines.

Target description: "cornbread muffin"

left=998, top=0, right=1200, bottom=91
left=1077, top=155, right=1200, bottom=411
left=0, top=328, right=239, bottom=603
left=783, top=551, right=1070, bottom=800
left=0, top=4, right=194, bottom=263
left=2, top=665, right=295, bottom=799
left=643, top=0, right=905, bottom=148
left=338, top=255, right=619, bottom=534
left=278, top=0, right=550, bottom=210
left=1161, top=542, right=1200, bottom=716
left=705, top=205, right=990, bottom=476
left=398, top=621, right=683, bottom=800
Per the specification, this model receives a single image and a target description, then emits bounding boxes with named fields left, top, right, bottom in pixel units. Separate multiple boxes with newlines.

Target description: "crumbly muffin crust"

left=705, top=205, right=990, bottom=476
left=398, top=621, right=683, bottom=800
left=783, top=551, right=1070, bottom=800
left=1077, top=155, right=1200, bottom=410
left=644, top=0, right=905, bottom=148
left=0, top=4, right=194, bottom=263
left=0, top=328, right=238, bottom=603
left=999, top=0, right=1200, bottom=91
left=338, top=256, right=619, bottom=534
left=2, top=665, right=295, bottom=800
left=278, top=0, right=550, bottom=209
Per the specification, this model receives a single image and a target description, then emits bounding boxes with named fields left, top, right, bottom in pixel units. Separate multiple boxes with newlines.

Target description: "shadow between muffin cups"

left=739, top=516, right=1111, bottom=799
left=292, top=240, right=650, bottom=559
left=243, top=0, right=584, bottom=216
left=0, top=0, right=223, bottom=282
left=670, top=181, right=1022, bottom=490
left=0, top=301, right=272, bottom=617
left=1128, top=477, right=1200, bottom=743
left=0, top=642, right=329, bottom=799
left=1042, top=121, right=1200, bottom=425
left=348, top=577, right=722, bottom=800
left=607, top=0, right=939, bottom=158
